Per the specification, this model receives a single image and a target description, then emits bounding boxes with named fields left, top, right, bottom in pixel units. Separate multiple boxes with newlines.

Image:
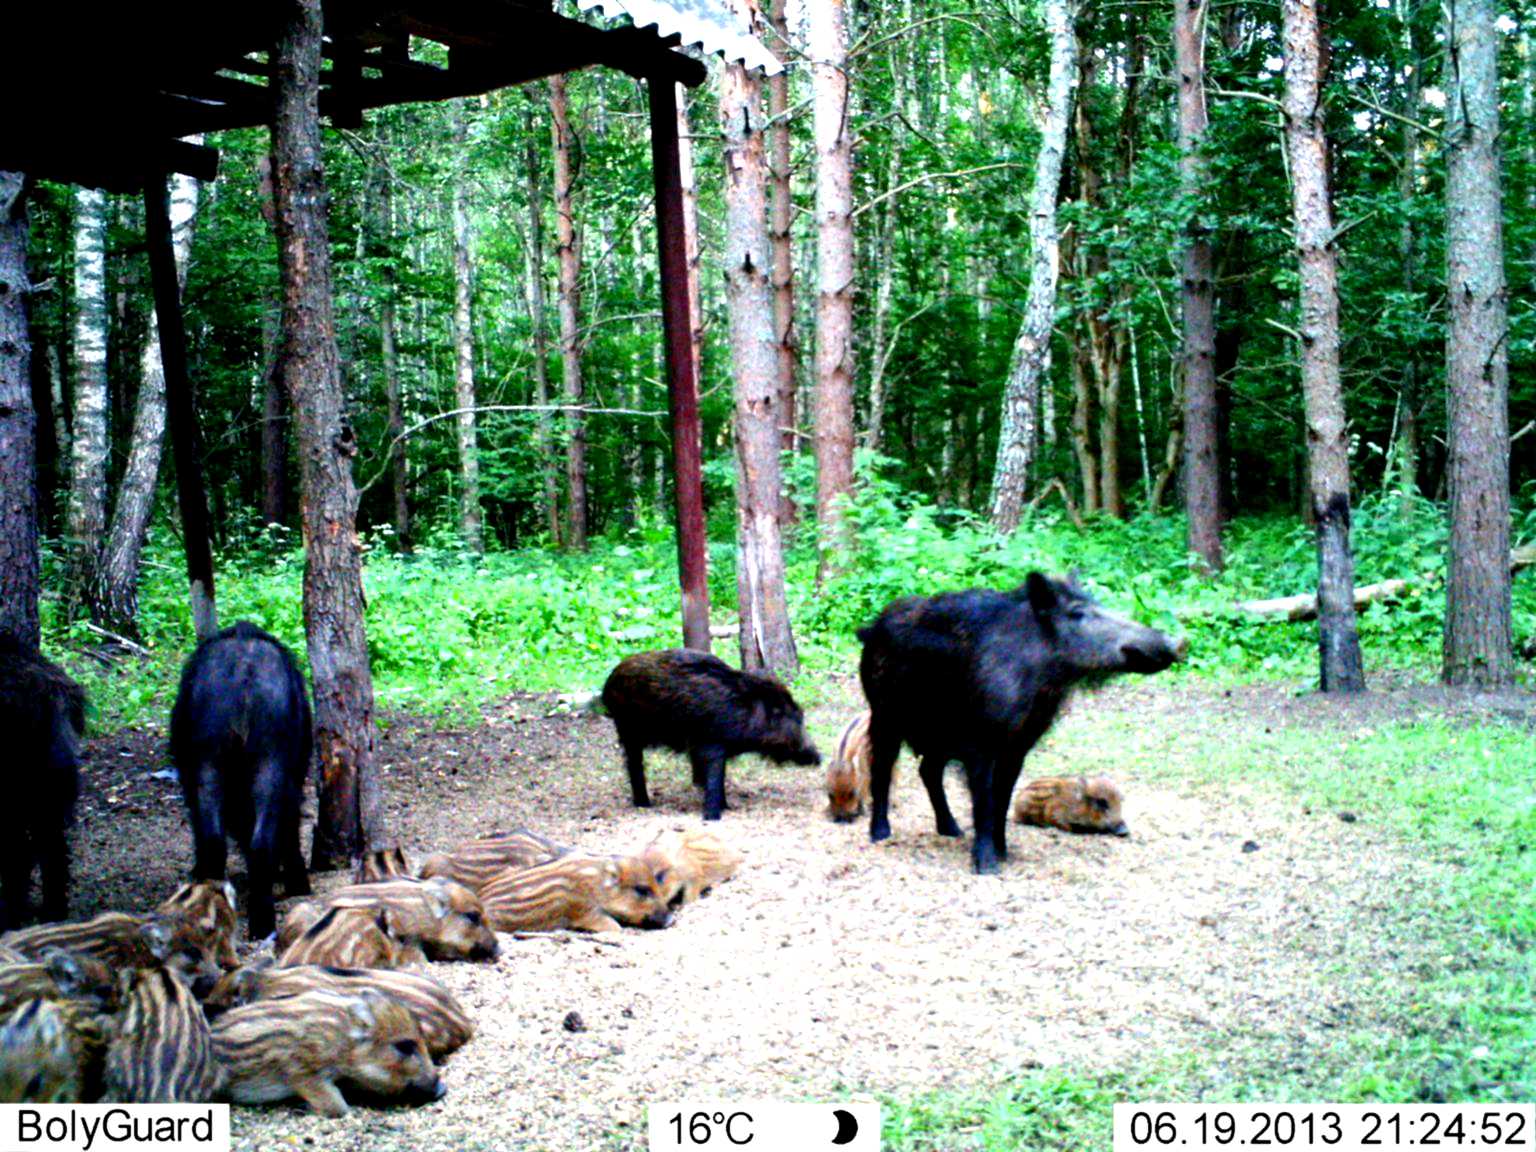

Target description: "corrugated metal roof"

left=576, top=0, right=784, bottom=75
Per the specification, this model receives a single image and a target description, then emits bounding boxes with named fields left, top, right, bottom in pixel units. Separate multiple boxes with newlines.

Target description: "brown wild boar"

left=825, top=711, right=879, bottom=823
left=356, top=847, right=413, bottom=884
left=641, top=828, right=743, bottom=907
left=418, top=829, right=568, bottom=894
left=480, top=853, right=674, bottom=933
left=1013, top=775, right=1129, bottom=836
left=278, top=877, right=498, bottom=962
left=0, top=950, right=117, bottom=1015
left=277, top=906, right=425, bottom=971
left=103, top=968, right=220, bottom=1103
left=212, top=988, right=444, bottom=1117
left=207, top=964, right=472, bottom=1060
left=1, top=912, right=224, bottom=997
left=157, top=880, right=241, bottom=970
left=0, top=997, right=108, bottom=1102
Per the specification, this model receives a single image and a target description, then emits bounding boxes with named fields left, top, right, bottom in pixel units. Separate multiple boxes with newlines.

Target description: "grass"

left=874, top=708, right=1536, bottom=1149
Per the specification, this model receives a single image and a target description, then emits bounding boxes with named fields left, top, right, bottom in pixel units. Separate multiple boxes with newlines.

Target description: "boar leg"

left=991, top=755, right=1026, bottom=861
left=294, top=1078, right=351, bottom=1118
left=190, top=761, right=228, bottom=883
left=866, top=716, right=901, bottom=844
left=622, top=737, right=651, bottom=808
left=572, top=910, right=623, bottom=933
left=279, top=814, right=310, bottom=899
left=37, top=823, right=70, bottom=923
left=917, top=755, right=962, bottom=838
left=964, top=758, right=1001, bottom=875
left=693, top=746, right=728, bottom=821
left=246, top=786, right=283, bottom=940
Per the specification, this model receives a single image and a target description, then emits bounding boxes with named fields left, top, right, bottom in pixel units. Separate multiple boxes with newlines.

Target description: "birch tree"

left=551, top=73, right=588, bottom=550
left=1281, top=0, right=1365, bottom=692
left=92, top=163, right=200, bottom=634
left=450, top=102, right=484, bottom=555
left=990, top=0, right=1079, bottom=532
left=65, top=186, right=109, bottom=606
left=723, top=0, right=798, bottom=676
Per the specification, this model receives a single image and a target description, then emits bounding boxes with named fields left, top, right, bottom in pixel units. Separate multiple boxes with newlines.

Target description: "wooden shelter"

left=3, top=0, right=779, bottom=860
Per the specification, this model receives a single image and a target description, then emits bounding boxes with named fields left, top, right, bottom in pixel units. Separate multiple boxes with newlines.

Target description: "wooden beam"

left=144, top=174, right=218, bottom=640
left=648, top=77, right=712, bottom=652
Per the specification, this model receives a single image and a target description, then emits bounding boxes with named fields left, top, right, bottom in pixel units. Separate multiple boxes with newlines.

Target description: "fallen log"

left=1236, top=579, right=1413, bottom=622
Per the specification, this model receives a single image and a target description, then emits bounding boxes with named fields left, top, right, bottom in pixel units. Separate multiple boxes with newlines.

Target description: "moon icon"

left=831, top=1108, right=860, bottom=1145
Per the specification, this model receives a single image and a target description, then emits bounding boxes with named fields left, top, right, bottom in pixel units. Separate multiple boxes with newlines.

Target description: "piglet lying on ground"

left=1014, top=776, right=1130, bottom=836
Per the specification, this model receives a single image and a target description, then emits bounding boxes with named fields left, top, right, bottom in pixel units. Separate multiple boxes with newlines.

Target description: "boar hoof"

left=869, top=823, right=891, bottom=843
left=936, top=819, right=962, bottom=838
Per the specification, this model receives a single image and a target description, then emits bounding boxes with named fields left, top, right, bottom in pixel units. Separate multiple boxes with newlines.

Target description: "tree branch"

left=852, top=162, right=1025, bottom=219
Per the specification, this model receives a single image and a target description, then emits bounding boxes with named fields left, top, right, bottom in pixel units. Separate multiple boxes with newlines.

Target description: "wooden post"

left=648, top=77, right=711, bottom=653
left=145, top=173, right=217, bottom=641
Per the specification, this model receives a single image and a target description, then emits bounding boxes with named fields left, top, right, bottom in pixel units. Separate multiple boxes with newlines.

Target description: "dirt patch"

left=65, top=682, right=1477, bottom=1151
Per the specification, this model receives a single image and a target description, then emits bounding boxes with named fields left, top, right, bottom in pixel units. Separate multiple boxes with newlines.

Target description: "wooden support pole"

left=145, top=173, right=217, bottom=640
left=648, top=77, right=712, bottom=652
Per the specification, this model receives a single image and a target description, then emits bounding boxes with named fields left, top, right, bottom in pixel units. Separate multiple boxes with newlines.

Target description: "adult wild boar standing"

left=859, top=573, right=1185, bottom=873
left=171, top=623, right=313, bottom=939
left=602, top=649, right=820, bottom=821
left=0, top=636, right=84, bottom=930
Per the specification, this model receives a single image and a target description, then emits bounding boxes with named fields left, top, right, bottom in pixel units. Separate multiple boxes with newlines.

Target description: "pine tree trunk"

left=272, top=0, right=382, bottom=865
left=550, top=74, right=588, bottom=551
left=1281, top=0, right=1365, bottom=692
left=1441, top=0, right=1512, bottom=686
left=66, top=186, right=110, bottom=610
left=450, top=103, right=483, bottom=555
left=1175, top=0, right=1223, bottom=571
left=990, top=0, right=1078, bottom=533
left=524, top=97, right=560, bottom=545
left=809, top=0, right=856, bottom=567
left=0, top=173, right=39, bottom=648
left=257, top=156, right=288, bottom=528
left=766, top=0, right=798, bottom=522
left=93, top=164, right=200, bottom=635
left=676, top=86, right=706, bottom=409
left=722, top=21, right=799, bottom=676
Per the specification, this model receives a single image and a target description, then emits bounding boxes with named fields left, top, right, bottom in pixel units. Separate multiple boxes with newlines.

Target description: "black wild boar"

left=859, top=572, right=1185, bottom=874
left=0, top=636, right=84, bottom=930
left=170, top=623, right=313, bottom=939
left=602, top=649, right=820, bottom=821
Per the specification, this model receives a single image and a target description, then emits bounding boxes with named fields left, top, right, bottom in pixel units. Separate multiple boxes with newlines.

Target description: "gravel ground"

left=66, top=679, right=1498, bottom=1151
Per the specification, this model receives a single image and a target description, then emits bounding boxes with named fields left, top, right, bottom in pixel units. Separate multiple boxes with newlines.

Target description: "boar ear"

left=422, top=880, right=451, bottom=919
left=1025, top=572, right=1059, bottom=631
left=346, top=992, right=379, bottom=1037
left=374, top=909, right=394, bottom=936
left=600, top=859, right=621, bottom=890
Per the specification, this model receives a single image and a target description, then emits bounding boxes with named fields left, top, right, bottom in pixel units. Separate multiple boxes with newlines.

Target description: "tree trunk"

left=450, top=103, right=483, bottom=555
left=1394, top=0, right=1424, bottom=506
left=375, top=149, right=411, bottom=553
left=990, top=0, right=1078, bottom=533
left=809, top=0, right=855, bottom=568
left=93, top=163, right=200, bottom=635
left=257, top=156, right=288, bottom=529
left=550, top=74, right=588, bottom=551
left=272, top=0, right=381, bottom=865
left=1175, top=0, right=1223, bottom=571
left=722, top=17, right=799, bottom=677
left=66, top=186, right=110, bottom=609
left=0, top=173, right=39, bottom=648
left=1281, top=0, right=1365, bottom=692
left=523, top=97, right=560, bottom=545
left=676, top=86, right=706, bottom=415
left=864, top=3, right=909, bottom=458
left=1441, top=0, right=1512, bottom=686
left=766, top=0, right=798, bottom=521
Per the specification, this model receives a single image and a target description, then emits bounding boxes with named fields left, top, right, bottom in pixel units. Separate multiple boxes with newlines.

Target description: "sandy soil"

left=66, top=680, right=1521, bottom=1151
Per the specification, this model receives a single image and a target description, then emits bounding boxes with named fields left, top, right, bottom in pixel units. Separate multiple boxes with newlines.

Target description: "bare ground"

left=67, top=679, right=1523, bottom=1151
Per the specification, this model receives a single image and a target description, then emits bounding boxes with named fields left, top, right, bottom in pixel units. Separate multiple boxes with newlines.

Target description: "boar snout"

left=1110, top=821, right=1130, bottom=837
left=792, top=744, right=822, bottom=767
left=471, top=940, right=500, bottom=962
left=642, top=909, right=675, bottom=930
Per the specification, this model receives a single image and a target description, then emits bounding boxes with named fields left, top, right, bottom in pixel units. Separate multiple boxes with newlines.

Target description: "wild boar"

left=0, top=950, right=117, bottom=1015
left=640, top=828, right=742, bottom=907
left=419, top=829, right=568, bottom=894
left=156, top=880, right=241, bottom=971
left=278, top=877, right=497, bottom=963
left=276, top=906, right=425, bottom=971
left=103, top=967, right=220, bottom=1103
left=355, top=847, right=413, bottom=885
left=825, top=711, right=877, bottom=823
left=0, top=998, right=101, bottom=1103
left=212, top=989, right=444, bottom=1117
left=1014, top=775, right=1129, bottom=836
left=603, top=649, right=820, bottom=821
left=480, top=853, right=674, bottom=933
left=1, top=912, right=223, bottom=998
